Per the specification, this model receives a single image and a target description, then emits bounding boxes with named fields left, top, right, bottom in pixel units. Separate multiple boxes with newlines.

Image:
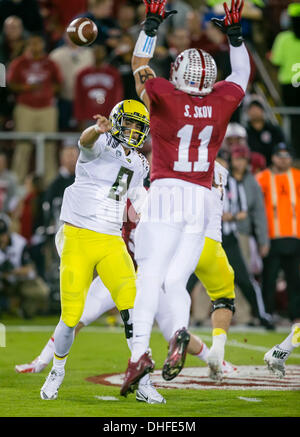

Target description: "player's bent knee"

left=211, top=298, right=235, bottom=314
left=61, top=309, right=83, bottom=328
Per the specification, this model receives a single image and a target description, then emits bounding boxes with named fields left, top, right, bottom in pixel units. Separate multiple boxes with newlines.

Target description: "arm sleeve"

left=225, top=43, right=251, bottom=93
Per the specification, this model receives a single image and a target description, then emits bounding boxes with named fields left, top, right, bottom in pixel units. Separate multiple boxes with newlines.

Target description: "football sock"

left=139, top=373, right=150, bottom=385
left=210, top=328, right=227, bottom=361
left=279, top=323, right=300, bottom=352
left=39, top=336, right=55, bottom=365
left=131, top=321, right=151, bottom=362
left=52, top=319, right=75, bottom=370
left=196, top=342, right=209, bottom=363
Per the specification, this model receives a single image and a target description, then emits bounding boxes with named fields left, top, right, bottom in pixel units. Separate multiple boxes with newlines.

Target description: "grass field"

left=0, top=315, right=300, bottom=419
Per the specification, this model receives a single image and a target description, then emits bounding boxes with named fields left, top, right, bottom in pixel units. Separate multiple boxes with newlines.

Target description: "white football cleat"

left=136, top=379, right=166, bottom=404
left=207, top=347, right=224, bottom=382
left=15, top=356, right=48, bottom=374
left=40, top=368, right=65, bottom=400
left=264, top=345, right=290, bottom=378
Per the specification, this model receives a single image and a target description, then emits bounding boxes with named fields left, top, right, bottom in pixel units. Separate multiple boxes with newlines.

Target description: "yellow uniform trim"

left=212, top=328, right=227, bottom=337
left=194, top=238, right=235, bottom=301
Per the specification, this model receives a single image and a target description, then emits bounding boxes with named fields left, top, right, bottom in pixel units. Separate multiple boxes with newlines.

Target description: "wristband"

left=93, top=124, right=101, bottom=133
left=133, top=30, right=157, bottom=58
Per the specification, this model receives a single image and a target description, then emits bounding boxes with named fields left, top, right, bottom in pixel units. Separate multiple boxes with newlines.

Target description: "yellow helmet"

left=109, top=100, right=150, bottom=148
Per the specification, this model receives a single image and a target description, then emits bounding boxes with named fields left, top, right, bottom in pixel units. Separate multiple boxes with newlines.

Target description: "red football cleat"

left=162, top=327, right=190, bottom=381
left=120, top=350, right=155, bottom=397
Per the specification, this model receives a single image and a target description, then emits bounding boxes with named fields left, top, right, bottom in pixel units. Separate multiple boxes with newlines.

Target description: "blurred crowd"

left=0, top=0, right=300, bottom=328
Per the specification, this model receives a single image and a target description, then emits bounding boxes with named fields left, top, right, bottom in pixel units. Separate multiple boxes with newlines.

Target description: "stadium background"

left=0, top=0, right=300, bottom=329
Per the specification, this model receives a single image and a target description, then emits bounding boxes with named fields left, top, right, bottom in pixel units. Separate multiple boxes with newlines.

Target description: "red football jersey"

left=145, top=77, right=244, bottom=188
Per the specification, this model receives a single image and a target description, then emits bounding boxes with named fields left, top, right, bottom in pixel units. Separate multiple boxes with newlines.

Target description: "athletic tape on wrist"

left=93, top=124, right=101, bottom=133
left=133, top=30, right=157, bottom=58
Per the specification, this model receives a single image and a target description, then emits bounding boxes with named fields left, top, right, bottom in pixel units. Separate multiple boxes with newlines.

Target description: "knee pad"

left=120, top=309, right=133, bottom=339
left=211, top=298, right=235, bottom=314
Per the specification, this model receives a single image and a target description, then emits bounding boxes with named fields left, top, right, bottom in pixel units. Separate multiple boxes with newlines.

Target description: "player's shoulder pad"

left=136, top=152, right=150, bottom=176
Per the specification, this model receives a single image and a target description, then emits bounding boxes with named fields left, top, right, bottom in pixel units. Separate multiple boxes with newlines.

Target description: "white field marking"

left=5, top=326, right=300, bottom=358
left=238, top=397, right=262, bottom=402
left=93, top=365, right=300, bottom=391
left=94, top=395, right=119, bottom=401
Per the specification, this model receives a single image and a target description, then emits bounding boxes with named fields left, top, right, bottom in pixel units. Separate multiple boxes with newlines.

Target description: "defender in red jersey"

left=121, top=0, right=250, bottom=397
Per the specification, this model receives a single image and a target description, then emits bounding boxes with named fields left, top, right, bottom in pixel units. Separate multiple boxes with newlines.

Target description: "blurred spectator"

left=270, top=3, right=300, bottom=157
left=0, top=149, right=21, bottom=214
left=16, top=172, right=45, bottom=277
left=18, top=173, right=44, bottom=242
left=43, top=143, right=78, bottom=233
left=0, top=16, right=27, bottom=129
left=158, top=0, right=193, bottom=44
left=256, top=142, right=300, bottom=323
left=49, top=33, right=93, bottom=130
left=0, top=213, right=49, bottom=318
left=245, top=98, right=285, bottom=166
left=116, top=2, right=136, bottom=34
left=222, top=156, right=273, bottom=328
left=7, top=33, right=63, bottom=185
left=250, top=151, right=266, bottom=175
left=0, top=16, right=26, bottom=65
left=38, top=0, right=88, bottom=49
left=223, top=122, right=248, bottom=150
left=78, top=0, right=120, bottom=47
left=74, top=43, right=123, bottom=129
left=149, top=27, right=191, bottom=79
left=0, top=0, right=44, bottom=34
left=109, top=33, right=138, bottom=100
left=230, top=143, right=269, bottom=265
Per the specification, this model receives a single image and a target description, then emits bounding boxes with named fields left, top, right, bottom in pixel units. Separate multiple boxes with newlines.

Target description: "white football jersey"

left=60, top=133, right=149, bottom=235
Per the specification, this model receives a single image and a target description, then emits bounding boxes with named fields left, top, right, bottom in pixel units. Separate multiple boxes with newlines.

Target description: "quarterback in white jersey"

left=40, top=99, right=150, bottom=401
left=17, top=160, right=236, bottom=403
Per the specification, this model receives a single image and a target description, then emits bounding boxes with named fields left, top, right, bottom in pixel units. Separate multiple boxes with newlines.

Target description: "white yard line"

left=4, top=325, right=300, bottom=358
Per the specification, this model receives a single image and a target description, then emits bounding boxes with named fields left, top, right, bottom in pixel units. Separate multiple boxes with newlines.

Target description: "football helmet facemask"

left=109, top=100, right=150, bottom=148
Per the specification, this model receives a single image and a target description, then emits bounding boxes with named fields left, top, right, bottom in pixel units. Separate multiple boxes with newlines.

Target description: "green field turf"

left=0, top=316, right=300, bottom=418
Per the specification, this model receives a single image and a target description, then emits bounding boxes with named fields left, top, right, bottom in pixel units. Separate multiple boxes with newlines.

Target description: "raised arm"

left=132, top=0, right=177, bottom=110
left=212, top=0, right=250, bottom=92
left=79, top=115, right=111, bottom=149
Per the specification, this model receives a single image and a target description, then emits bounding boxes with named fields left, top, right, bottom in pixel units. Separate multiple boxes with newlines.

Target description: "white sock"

left=196, top=342, right=209, bottom=363
left=139, top=373, right=150, bottom=385
left=53, top=354, right=67, bottom=373
left=210, top=328, right=227, bottom=362
left=279, top=323, right=300, bottom=352
left=39, top=336, right=55, bottom=365
left=131, top=320, right=152, bottom=362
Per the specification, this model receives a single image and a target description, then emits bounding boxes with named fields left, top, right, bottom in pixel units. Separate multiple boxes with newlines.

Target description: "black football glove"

left=143, top=0, right=177, bottom=37
left=211, top=0, right=244, bottom=47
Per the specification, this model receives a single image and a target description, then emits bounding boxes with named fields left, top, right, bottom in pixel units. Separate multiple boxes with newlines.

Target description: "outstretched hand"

left=211, top=0, right=244, bottom=47
left=93, top=115, right=112, bottom=134
left=143, top=0, right=177, bottom=37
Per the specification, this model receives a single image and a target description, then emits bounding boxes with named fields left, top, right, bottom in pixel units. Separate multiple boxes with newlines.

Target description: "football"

left=66, top=17, right=98, bottom=46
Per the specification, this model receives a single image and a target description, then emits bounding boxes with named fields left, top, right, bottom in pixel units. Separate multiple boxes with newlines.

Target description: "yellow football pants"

left=195, top=237, right=235, bottom=301
left=60, top=224, right=136, bottom=327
